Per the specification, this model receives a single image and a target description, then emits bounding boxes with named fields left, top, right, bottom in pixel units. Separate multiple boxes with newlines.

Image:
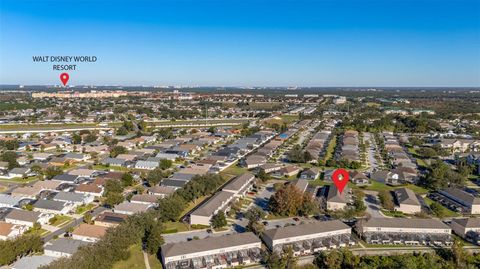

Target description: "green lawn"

left=423, top=197, right=460, bottom=218
left=0, top=176, right=38, bottom=184
left=25, top=228, right=49, bottom=236
left=162, top=221, right=191, bottom=234
left=381, top=210, right=406, bottom=218
left=75, top=203, right=97, bottom=215
left=49, top=215, right=73, bottom=227
left=112, top=244, right=162, bottom=269
left=219, top=163, right=248, bottom=177
left=323, top=136, right=337, bottom=162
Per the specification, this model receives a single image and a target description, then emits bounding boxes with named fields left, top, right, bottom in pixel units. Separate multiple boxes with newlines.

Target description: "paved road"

left=363, top=132, right=379, bottom=172
left=363, top=192, right=386, bottom=218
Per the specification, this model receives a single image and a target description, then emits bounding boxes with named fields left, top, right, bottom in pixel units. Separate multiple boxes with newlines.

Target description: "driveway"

left=364, top=192, right=386, bottom=218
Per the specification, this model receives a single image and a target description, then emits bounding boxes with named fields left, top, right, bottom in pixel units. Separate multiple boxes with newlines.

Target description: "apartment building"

left=161, top=232, right=262, bottom=269
left=262, top=220, right=354, bottom=256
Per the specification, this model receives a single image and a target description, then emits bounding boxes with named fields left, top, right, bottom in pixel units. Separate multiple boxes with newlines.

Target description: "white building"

left=450, top=218, right=480, bottom=245
left=358, top=218, right=452, bottom=246
left=189, top=191, right=234, bottom=226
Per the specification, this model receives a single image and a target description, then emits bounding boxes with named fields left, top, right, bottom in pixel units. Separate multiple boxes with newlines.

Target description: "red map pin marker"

left=332, top=168, right=349, bottom=194
left=60, top=73, right=69, bottom=86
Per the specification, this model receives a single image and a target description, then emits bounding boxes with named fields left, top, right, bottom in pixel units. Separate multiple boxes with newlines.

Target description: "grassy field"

left=423, top=197, right=460, bottom=218
left=93, top=164, right=130, bottom=172
left=75, top=203, right=97, bottom=215
left=49, top=215, right=73, bottom=227
left=323, top=136, right=337, bottom=162
left=162, top=221, right=191, bottom=234
left=219, top=163, right=248, bottom=177
left=0, top=176, right=38, bottom=184
left=112, top=244, right=162, bottom=269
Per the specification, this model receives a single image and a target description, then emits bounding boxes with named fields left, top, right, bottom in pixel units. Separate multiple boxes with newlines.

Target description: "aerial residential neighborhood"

left=0, top=88, right=480, bottom=269
left=1, top=0, right=480, bottom=268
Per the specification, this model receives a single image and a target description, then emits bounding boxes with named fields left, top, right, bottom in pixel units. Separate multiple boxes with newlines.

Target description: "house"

left=10, top=186, right=42, bottom=199
left=72, top=224, right=108, bottom=242
left=44, top=238, right=91, bottom=258
left=5, top=209, right=52, bottom=227
left=113, top=201, right=153, bottom=215
left=161, top=179, right=187, bottom=190
left=261, top=220, right=353, bottom=254
left=450, top=218, right=480, bottom=245
left=68, top=168, right=97, bottom=178
left=370, top=170, right=402, bottom=186
left=53, top=191, right=94, bottom=206
left=272, top=165, right=301, bottom=178
left=52, top=174, right=80, bottom=184
left=94, top=211, right=128, bottom=227
left=75, top=184, right=104, bottom=197
left=322, top=185, right=348, bottom=211
left=155, top=153, right=179, bottom=161
left=135, top=160, right=159, bottom=170
left=0, top=194, right=23, bottom=208
left=0, top=221, right=28, bottom=240
left=299, top=168, right=320, bottom=180
left=101, top=157, right=127, bottom=167
left=290, top=179, right=309, bottom=194
left=243, top=155, right=267, bottom=169
left=10, top=255, right=56, bottom=269
left=147, top=185, right=176, bottom=198
left=64, top=153, right=89, bottom=162
left=170, top=172, right=195, bottom=181
left=130, top=194, right=159, bottom=206
left=8, top=167, right=32, bottom=178
left=349, top=171, right=370, bottom=185
left=393, top=188, right=421, bottom=214
left=32, top=180, right=61, bottom=191
left=33, top=199, right=73, bottom=214
left=116, top=154, right=138, bottom=161
left=32, top=152, right=52, bottom=161
left=161, top=232, right=262, bottom=269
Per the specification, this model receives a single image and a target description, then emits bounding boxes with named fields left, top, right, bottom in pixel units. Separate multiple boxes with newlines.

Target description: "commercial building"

left=262, top=220, right=354, bottom=256
left=161, top=232, right=262, bottom=269
left=357, top=218, right=452, bottom=246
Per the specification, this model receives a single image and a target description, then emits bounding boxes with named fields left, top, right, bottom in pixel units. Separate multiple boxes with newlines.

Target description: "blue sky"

left=0, top=0, right=479, bottom=86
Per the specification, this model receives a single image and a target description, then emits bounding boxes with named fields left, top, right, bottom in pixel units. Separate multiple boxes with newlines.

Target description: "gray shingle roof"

left=222, top=173, right=254, bottom=192
left=451, top=218, right=480, bottom=228
left=33, top=199, right=68, bottom=211
left=161, top=232, right=260, bottom=258
left=362, top=218, right=451, bottom=230
left=44, top=238, right=90, bottom=255
left=5, top=209, right=41, bottom=223
left=263, top=220, right=350, bottom=241
left=393, top=188, right=420, bottom=206
left=191, top=191, right=233, bottom=217
left=53, top=192, right=87, bottom=203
